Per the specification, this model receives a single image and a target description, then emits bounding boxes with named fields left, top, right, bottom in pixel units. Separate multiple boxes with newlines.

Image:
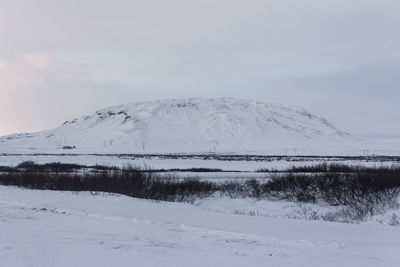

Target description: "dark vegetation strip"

left=257, top=163, right=400, bottom=173
left=0, top=168, right=215, bottom=203
left=0, top=161, right=227, bottom=173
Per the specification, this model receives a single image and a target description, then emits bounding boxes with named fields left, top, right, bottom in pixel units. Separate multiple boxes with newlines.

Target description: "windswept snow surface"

left=0, top=97, right=374, bottom=155
left=1, top=186, right=400, bottom=267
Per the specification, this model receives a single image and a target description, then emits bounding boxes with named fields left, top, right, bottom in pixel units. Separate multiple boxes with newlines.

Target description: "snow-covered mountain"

left=0, top=97, right=362, bottom=154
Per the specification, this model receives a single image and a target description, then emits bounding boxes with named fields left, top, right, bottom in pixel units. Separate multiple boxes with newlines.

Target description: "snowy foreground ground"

left=1, top=186, right=400, bottom=267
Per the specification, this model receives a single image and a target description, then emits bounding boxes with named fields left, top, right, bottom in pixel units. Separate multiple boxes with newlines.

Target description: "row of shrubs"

left=257, top=162, right=400, bottom=173
left=264, top=172, right=400, bottom=218
left=0, top=161, right=226, bottom=174
left=0, top=161, right=118, bottom=173
left=0, top=170, right=218, bottom=202
left=1, top=162, right=400, bottom=220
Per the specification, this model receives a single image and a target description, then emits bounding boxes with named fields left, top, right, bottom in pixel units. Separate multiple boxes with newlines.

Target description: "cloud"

left=0, top=1, right=399, bottom=136
left=21, top=53, right=54, bottom=70
left=0, top=53, right=132, bottom=135
left=0, top=53, right=48, bottom=90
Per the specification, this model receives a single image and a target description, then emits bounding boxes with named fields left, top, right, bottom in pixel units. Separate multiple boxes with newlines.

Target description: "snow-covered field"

left=1, top=154, right=399, bottom=171
left=1, top=152, right=400, bottom=266
left=1, top=186, right=400, bottom=267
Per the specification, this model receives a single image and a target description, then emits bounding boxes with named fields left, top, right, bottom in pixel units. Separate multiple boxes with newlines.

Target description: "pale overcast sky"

left=0, top=0, right=399, bottom=137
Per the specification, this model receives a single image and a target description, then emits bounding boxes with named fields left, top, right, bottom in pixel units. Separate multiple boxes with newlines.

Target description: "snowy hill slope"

left=0, top=97, right=361, bottom=154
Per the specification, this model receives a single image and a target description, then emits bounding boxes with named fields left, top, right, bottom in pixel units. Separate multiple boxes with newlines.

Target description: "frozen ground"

left=1, top=186, right=400, bottom=267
